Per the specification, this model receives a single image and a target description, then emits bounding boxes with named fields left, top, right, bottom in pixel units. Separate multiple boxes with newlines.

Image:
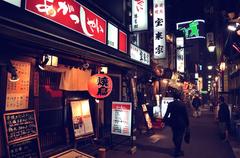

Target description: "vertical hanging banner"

left=176, top=37, right=185, bottom=73
left=132, top=0, right=148, bottom=31
left=153, top=0, right=166, bottom=59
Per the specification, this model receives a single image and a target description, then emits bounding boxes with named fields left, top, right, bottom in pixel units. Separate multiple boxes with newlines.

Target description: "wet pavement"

left=105, top=108, right=237, bottom=158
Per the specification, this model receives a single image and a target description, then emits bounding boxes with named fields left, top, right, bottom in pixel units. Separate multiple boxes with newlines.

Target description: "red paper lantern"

left=88, top=74, right=113, bottom=99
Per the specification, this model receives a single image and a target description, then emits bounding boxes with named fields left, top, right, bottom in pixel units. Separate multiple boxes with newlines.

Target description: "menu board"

left=6, top=60, right=31, bottom=111
left=50, top=149, right=94, bottom=158
left=4, top=110, right=38, bottom=144
left=8, top=138, right=41, bottom=158
left=161, top=97, right=174, bottom=118
left=70, top=100, right=94, bottom=139
left=111, top=102, right=132, bottom=136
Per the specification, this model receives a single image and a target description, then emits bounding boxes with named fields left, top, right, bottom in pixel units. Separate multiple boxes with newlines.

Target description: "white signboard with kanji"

left=132, top=0, right=148, bottom=31
left=176, top=37, right=185, bottom=73
left=153, top=0, right=166, bottom=59
left=130, top=44, right=150, bottom=65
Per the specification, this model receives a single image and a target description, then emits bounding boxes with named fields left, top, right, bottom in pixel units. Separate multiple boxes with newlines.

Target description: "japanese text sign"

left=132, top=0, right=148, bottom=31
left=130, top=44, right=150, bottom=65
left=153, top=0, right=166, bottom=59
left=111, top=102, right=132, bottom=136
left=176, top=37, right=184, bottom=73
left=119, top=30, right=127, bottom=53
left=88, top=74, right=113, bottom=99
left=176, top=19, right=205, bottom=39
left=26, top=0, right=106, bottom=44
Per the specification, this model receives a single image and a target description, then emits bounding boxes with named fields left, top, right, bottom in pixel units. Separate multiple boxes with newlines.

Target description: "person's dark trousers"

left=172, top=127, right=185, bottom=154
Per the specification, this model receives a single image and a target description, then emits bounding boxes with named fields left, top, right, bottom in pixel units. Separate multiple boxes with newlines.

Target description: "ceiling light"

left=208, top=42, right=216, bottom=52
left=207, top=65, right=213, bottom=70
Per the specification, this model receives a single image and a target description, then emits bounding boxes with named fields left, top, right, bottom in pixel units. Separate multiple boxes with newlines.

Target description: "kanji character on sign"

left=155, top=18, right=164, bottom=27
left=97, top=87, right=108, bottom=96
left=155, top=32, right=163, bottom=40
left=155, top=45, right=164, bottom=54
left=97, top=77, right=109, bottom=87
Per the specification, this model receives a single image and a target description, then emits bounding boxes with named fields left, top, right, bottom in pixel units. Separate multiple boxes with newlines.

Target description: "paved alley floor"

left=106, top=109, right=237, bottom=158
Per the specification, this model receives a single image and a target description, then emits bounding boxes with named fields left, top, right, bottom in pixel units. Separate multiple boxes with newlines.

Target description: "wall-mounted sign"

left=6, top=60, right=31, bottom=111
left=3, top=0, right=21, bottom=7
left=176, top=37, right=184, bottom=73
left=88, top=74, right=113, bottom=99
left=132, top=0, right=148, bottom=31
left=111, top=102, right=132, bottom=136
left=26, top=0, right=106, bottom=44
left=107, top=23, right=118, bottom=49
left=153, top=0, right=166, bottom=59
left=161, top=97, right=173, bottom=118
left=176, top=19, right=205, bottom=39
left=70, top=100, right=94, bottom=138
left=119, top=30, right=127, bottom=53
left=130, top=44, right=150, bottom=65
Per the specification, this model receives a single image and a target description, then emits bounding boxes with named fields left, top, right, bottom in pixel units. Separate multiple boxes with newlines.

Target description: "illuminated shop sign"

left=119, top=30, right=127, bottom=53
left=130, top=44, right=150, bottom=65
left=132, top=0, right=148, bottom=31
left=88, top=74, right=113, bottom=99
left=107, top=23, right=118, bottom=49
left=176, top=37, right=184, bottom=73
left=111, top=102, right=132, bottom=136
left=176, top=19, right=205, bottom=39
left=153, top=0, right=166, bottom=59
left=26, top=0, right=106, bottom=44
left=3, top=0, right=21, bottom=7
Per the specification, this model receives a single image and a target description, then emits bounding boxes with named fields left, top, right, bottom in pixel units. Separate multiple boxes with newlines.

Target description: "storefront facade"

left=0, top=1, right=151, bottom=157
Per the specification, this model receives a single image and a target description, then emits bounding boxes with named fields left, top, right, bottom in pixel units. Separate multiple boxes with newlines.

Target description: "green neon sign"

left=176, top=19, right=205, bottom=39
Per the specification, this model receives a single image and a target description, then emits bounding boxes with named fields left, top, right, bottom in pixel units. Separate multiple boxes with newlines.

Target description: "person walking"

left=192, top=95, right=201, bottom=117
left=218, top=96, right=230, bottom=141
left=163, top=91, right=190, bottom=157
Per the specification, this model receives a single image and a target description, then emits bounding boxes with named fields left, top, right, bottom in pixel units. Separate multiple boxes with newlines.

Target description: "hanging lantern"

left=88, top=74, right=113, bottom=99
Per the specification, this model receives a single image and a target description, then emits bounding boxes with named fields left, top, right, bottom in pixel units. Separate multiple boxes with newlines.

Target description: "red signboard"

left=25, top=0, right=106, bottom=44
left=119, top=30, right=127, bottom=53
left=88, top=74, right=113, bottom=99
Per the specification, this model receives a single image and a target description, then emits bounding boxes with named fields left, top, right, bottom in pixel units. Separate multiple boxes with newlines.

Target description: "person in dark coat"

left=192, top=95, right=201, bottom=117
left=163, top=91, right=189, bottom=157
left=218, top=96, right=230, bottom=141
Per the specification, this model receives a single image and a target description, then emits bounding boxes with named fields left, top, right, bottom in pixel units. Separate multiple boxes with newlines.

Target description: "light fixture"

left=207, top=65, right=213, bottom=70
left=82, top=60, right=90, bottom=70
left=99, top=66, right=108, bottom=74
left=133, top=71, right=137, bottom=79
left=38, top=54, right=50, bottom=70
left=208, top=75, right=212, bottom=79
left=46, top=55, right=58, bottom=66
left=7, top=61, right=19, bottom=82
left=208, top=81, right=211, bottom=83
left=208, top=42, right=216, bottom=52
left=219, top=62, right=226, bottom=71
left=227, top=23, right=238, bottom=31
